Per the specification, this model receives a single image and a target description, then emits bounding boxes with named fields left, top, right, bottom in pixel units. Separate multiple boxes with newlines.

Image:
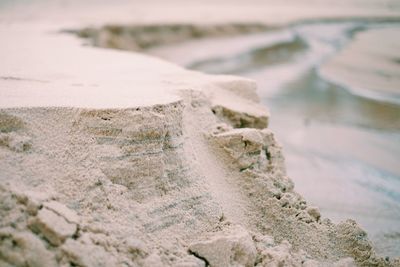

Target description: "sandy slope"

left=1, top=1, right=400, bottom=267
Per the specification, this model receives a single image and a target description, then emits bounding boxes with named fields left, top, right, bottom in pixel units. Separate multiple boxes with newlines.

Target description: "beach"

left=1, top=1, right=400, bottom=266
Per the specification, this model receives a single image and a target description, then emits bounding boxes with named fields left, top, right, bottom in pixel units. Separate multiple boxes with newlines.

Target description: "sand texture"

left=0, top=27, right=397, bottom=267
left=1, top=80, right=390, bottom=266
left=1, top=1, right=400, bottom=266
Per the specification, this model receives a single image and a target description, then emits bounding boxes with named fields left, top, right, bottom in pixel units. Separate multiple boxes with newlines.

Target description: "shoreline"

left=319, top=68, right=400, bottom=106
left=320, top=27, right=400, bottom=105
left=70, top=17, right=400, bottom=53
left=70, top=17, right=400, bottom=108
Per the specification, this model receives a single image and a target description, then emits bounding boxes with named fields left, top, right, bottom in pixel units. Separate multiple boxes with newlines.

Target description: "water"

left=150, top=21, right=400, bottom=257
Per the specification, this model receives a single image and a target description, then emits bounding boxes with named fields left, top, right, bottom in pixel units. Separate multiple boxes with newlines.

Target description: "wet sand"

left=321, top=27, right=400, bottom=104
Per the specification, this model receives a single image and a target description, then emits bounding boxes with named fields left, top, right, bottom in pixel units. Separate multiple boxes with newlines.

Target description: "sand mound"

left=0, top=74, right=397, bottom=266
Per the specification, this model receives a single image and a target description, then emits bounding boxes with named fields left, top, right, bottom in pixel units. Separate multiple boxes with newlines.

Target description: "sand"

left=1, top=1, right=400, bottom=266
left=2, top=0, right=400, bottom=26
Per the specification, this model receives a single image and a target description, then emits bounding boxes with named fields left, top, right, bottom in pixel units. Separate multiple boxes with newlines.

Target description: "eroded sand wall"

left=0, top=77, right=397, bottom=266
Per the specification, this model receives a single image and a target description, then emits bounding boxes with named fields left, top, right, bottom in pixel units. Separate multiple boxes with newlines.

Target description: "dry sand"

left=1, top=1, right=400, bottom=266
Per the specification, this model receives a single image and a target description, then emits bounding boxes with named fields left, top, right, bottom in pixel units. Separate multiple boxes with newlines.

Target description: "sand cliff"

left=0, top=28, right=397, bottom=267
left=0, top=74, right=388, bottom=266
left=1, top=1, right=400, bottom=267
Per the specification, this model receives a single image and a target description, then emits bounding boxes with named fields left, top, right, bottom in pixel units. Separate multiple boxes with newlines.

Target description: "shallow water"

left=151, top=21, right=400, bottom=257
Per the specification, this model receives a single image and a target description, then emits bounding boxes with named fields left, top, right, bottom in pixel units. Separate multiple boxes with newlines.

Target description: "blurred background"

left=1, top=0, right=400, bottom=257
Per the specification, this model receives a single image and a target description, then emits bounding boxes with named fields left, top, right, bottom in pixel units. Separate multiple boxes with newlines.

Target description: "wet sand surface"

left=150, top=21, right=400, bottom=257
left=321, top=27, right=400, bottom=103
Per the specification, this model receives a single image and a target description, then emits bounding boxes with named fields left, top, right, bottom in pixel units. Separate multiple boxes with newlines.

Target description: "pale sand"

left=1, top=1, right=400, bottom=266
left=320, top=27, right=400, bottom=103
left=1, top=0, right=400, bottom=26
